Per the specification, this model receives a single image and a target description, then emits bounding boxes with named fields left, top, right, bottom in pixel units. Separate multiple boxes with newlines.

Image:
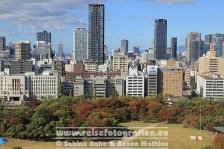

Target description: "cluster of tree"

left=0, top=95, right=224, bottom=142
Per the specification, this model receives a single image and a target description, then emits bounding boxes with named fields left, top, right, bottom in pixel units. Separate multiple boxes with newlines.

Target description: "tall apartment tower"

left=0, top=37, right=6, bottom=51
left=74, top=28, right=88, bottom=61
left=37, top=31, right=51, bottom=43
left=186, top=32, right=204, bottom=63
left=205, top=33, right=224, bottom=57
left=58, top=44, right=63, bottom=58
left=147, top=65, right=158, bottom=96
left=15, top=40, right=31, bottom=60
left=88, top=4, right=105, bottom=64
left=171, top=37, right=177, bottom=59
left=121, top=40, right=128, bottom=53
left=36, top=31, right=52, bottom=59
left=154, top=19, right=167, bottom=59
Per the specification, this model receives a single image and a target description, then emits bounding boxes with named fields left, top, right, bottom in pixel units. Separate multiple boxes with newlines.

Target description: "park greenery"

left=0, top=95, right=224, bottom=148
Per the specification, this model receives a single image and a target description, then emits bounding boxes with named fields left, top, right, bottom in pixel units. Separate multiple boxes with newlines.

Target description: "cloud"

left=0, top=26, right=18, bottom=36
left=0, top=0, right=103, bottom=32
left=143, top=0, right=195, bottom=4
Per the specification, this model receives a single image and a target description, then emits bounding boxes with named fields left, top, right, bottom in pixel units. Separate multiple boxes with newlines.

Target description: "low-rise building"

left=0, top=72, right=59, bottom=101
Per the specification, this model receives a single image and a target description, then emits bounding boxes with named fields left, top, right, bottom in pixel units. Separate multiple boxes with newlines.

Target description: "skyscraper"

left=0, top=37, right=6, bottom=51
left=121, top=40, right=128, bottom=53
left=15, top=40, right=31, bottom=60
left=74, top=28, right=88, bottom=61
left=186, top=32, right=204, bottom=63
left=88, top=4, right=105, bottom=64
left=171, top=37, right=177, bottom=59
left=35, top=31, right=52, bottom=60
left=205, top=34, right=224, bottom=57
left=37, top=31, right=51, bottom=43
left=154, top=19, right=167, bottom=59
left=58, top=44, right=63, bottom=58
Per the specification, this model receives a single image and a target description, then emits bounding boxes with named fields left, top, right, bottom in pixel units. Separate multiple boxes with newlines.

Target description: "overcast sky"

left=0, top=0, right=224, bottom=54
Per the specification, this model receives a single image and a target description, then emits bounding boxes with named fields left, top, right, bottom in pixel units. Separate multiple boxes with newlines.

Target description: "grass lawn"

left=0, top=121, right=215, bottom=149
left=121, top=121, right=215, bottom=149
left=160, top=123, right=215, bottom=149
left=120, top=121, right=150, bottom=128
left=0, top=138, right=56, bottom=149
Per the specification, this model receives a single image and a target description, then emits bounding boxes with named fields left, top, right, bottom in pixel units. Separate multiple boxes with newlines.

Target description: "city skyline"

left=0, top=0, right=224, bottom=54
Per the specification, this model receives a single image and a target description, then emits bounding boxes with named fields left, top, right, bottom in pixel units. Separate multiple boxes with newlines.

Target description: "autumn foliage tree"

left=213, top=134, right=224, bottom=149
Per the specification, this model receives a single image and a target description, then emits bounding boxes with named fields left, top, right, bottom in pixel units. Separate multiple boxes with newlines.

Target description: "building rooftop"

left=159, top=66, right=183, bottom=70
left=199, top=73, right=224, bottom=80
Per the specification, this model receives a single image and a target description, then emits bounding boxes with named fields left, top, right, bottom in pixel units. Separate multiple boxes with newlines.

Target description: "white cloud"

left=143, top=0, right=195, bottom=4
left=0, top=0, right=103, bottom=32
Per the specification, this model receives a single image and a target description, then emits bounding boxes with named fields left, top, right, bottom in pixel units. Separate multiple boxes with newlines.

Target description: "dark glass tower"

left=121, top=39, right=128, bottom=53
left=171, top=37, right=177, bottom=59
left=88, top=4, right=105, bottom=64
left=0, top=37, right=6, bottom=51
left=37, top=31, right=51, bottom=43
left=154, top=19, right=167, bottom=59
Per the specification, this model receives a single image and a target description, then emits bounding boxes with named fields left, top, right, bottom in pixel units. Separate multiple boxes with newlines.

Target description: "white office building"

left=197, top=73, right=224, bottom=99
left=126, top=67, right=144, bottom=97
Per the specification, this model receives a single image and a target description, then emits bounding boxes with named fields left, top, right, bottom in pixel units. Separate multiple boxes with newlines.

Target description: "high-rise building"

left=154, top=19, right=167, bottom=59
left=133, top=46, right=140, bottom=54
left=58, top=44, right=63, bottom=58
left=35, top=31, right=52, bottom=60
left=15, top=40, right=31, bottom=60
left=0, top=37, right=6, bottom=51
left=121, top=40, right=128, bottom=53
left=197, top=73, right=224, bottom=99
left=74, top=28, right=88, bottom=61
left=37, top=31, right=51, bottom=43
left=126, top=75, right=144, bottom=97
left=32, top=41, right=52, bottom=60
left=147, top=65, right=158, bottom=96
left=171, top=37, right=177, bottom=59
left=54, top=59, right=65, bottom=77
left=158, top=67, right=183, bottom=97
left=198, top=47, right=224, bottom=76
left=88, top=4, right=105, bottom=64
left=112, top=54, right=129, bottom=74
left=8, top=42, right=15, bottom=59
left=104, top=45, right=109, bottom=61
left=186, top=32, right=204, bottom=63
left=205, top=33, right=224, bottom=57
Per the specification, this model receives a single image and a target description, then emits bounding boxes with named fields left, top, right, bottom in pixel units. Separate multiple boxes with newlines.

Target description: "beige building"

left=184, top=69, right=191, bottom=88
left=158, top=67, right=183, bottom=97
left=198, top=48, right=224, bottom=75
left=0, top=75, right=27, bottom=102
left=74, top=75, right=124, bottom=97
left=15, top=40, right=31, bottom=60
left=84, top=60, right=98, bottom=72
left=159, top=59, right=178, bottom=67
left=0, top=73, right=59, bottom=101
left=112, top=55, right=128, bottom=74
